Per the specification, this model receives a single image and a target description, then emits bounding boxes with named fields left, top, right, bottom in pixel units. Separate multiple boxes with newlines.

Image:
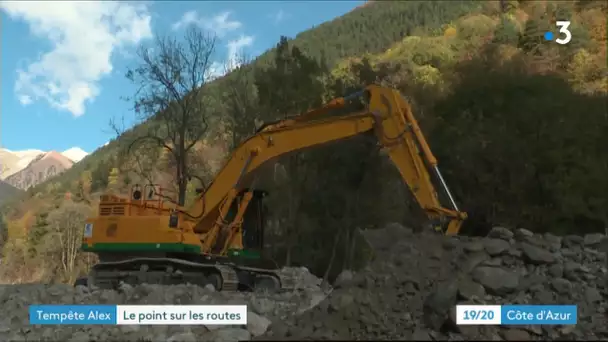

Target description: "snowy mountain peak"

left=61, top=147, right=88, bottom=162
left=0, top=147, right=89, bottom=181
left=11, top=149, right=45, bottom=159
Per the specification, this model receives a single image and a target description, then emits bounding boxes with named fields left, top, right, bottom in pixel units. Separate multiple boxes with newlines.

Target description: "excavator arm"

left=187, top=85, right=466, bottom=254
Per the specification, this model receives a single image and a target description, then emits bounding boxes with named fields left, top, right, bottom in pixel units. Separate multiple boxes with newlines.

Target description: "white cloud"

left=1, top=2, right=152, bottom=117
left=226, top=35, right=254, bottom=69
left=19, top=95, right=32, bottom=105
left=205, top=35, right=254, bottom=81
left=272, top=9, right=286, bottom=24
left=172, top=10, right=241, bottom=38
left=206, top=62, right=224, bottom=81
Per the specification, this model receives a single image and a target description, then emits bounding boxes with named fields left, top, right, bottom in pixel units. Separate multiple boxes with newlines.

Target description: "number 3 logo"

left=556, top=21, right=572, bottom=45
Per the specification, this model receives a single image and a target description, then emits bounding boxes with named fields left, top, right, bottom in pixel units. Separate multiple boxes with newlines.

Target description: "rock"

left=247, top=311, right=271, bottom=337
left=584, top=287, right=602, bottom=303
left=472, top=267, right=519, bottom=295
left=563, top=235, right=584, bottom=247
left=502, top=329, right=530, bottom=340
left=521, top=243, right=556, bottom=264
left=544, top=233, right=562, bottom=247
left=548, top=264, right=564, bottom=278
left=412, top=329, right=432, bottom=341
left=515, top=228, right=534, bottom=240
left=68, top=331, right=90, bottom=342
left=423, top=281, right=458, bottom=330
left=507, top=249, right=522, bottom=258
left=550, top=278, right=572, bottom=295
left=329, top=293, right=354, bottom=312
left=462, top=252, right=490, bottom=273
left=443, top=238, right=460, bottom=250
left=534, top=289, right=555, bottom=303
left=564, top=262, right=584, bottom=280
left=333, top=270, right=354, bottom=288
left=464, top=242, right=484, bottom=253
left=488, top=227, right=514, bottom=240
left=482, top=258, right=502, bottom=267
left=120, top=325, right=140, bottom=333
left=211, top=328, right=251, bottom=342
left=297, top=290, right=330, bottom=315
left=584, top=233, right=605, bottom=246
left=599, top=237, right=608, bottom=254
left=483, top=239, right=511, bottom=256
left=167, top=332, right=197, bottom=342
left=458, top=278, right=486, bottom=300
left=250, top=298, right=275, bottom=315
left=523, top=325, right=543, bottom=335
left=559, top=325, right=576, bottom=335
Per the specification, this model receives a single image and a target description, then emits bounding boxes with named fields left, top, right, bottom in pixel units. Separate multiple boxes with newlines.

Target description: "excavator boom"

left=80, top=85, right=466, bottom=292
left=188, top=85, right=466, bottom=234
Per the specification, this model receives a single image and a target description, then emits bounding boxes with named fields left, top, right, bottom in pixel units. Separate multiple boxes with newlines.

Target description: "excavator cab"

left=238, top=189, right=268, bottom=254
left=215, top=189, right=268, bottom=260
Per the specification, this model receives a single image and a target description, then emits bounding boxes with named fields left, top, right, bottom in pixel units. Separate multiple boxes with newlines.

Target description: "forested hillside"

left=1, top=0, right=606, bottom=285
left=0, top=181, right=21, bottom=205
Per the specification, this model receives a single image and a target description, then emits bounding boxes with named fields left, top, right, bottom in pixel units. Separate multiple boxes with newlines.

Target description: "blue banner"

left=501, top=305, right=577, bottom=325
left=29, top=305, right=117, bottom=325
left=30, top=304, right=578, bottom=326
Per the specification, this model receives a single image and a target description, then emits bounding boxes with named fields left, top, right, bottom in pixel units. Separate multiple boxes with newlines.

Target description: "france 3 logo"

left=544, top=21, right=572, bottom=45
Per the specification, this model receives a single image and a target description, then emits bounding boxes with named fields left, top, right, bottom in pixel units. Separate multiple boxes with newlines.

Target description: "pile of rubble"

left=0, top=267, right=329, bottom=342
left=261, top=225, right=607, bottom=341
left=1, top=225, right=606, bottom=341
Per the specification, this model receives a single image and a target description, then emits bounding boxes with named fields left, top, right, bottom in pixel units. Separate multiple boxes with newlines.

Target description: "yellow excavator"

left=78, top=85, right=467, bottom=291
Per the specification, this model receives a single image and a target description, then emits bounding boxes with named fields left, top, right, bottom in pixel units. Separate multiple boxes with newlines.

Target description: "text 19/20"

left=463, top=310, right=494, bottom=320
left=455, top=305, right=501, bottom=325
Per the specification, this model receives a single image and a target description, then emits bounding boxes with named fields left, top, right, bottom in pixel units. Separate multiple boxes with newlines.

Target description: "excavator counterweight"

left=78, top=85, right=467, bottom=292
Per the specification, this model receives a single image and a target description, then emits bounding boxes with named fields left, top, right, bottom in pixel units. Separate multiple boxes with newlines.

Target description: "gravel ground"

left=1, top=224, right=606, bottom=341
left=260, top=225, right=608, bottom=341
left=0, top=267, right=329, bottom=341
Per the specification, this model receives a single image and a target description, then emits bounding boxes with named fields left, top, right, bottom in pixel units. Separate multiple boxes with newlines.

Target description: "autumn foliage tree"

left=107, top=168, right=120, bottom=191
left=0, top=214, right=7, bottom=250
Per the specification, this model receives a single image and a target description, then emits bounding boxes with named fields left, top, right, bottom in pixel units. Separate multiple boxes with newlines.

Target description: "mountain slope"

left=5, top=152, right=75, bottom=190
left=15, top=0, right=483, bottom=198
left=253, top=1, right=482, bottom=67
left=0, top=149, right=43, bottom=179
left=0, top=148, right=88, bottom=181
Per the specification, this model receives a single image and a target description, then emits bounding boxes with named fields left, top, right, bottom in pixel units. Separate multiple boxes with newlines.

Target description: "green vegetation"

left=1, top=0, right=606, bottom=284
left=0, top=181, right=21, bottom=206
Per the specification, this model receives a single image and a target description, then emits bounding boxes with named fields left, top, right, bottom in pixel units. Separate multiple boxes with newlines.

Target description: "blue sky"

left=1, top=1, right=363, bottom=154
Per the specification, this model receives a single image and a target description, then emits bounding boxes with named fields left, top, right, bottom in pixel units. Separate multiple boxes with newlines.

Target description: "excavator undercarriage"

left=84, top=255, right=293, bottom=292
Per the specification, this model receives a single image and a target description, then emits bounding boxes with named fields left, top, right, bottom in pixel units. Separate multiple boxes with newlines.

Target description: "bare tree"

left=47, top=201, right=92, bottom=283
left=118, top=26, right=220, bottom=205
